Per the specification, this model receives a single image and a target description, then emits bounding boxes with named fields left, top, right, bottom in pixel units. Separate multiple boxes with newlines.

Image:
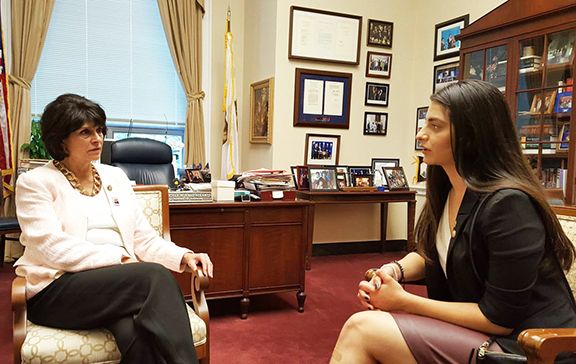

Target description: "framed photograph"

left=309, top=167, right=339, bottom=191
left=296, top=165, right=310, bottom=190
left=371, top=158, right=400, bottom=187
left=415, top=106, right=428, bottom=150
left=353, top=174, right=373, bottom=187
left=366, top=51, right=392, bottom=79
left=185, top=169, right=204, bottom=183
left=554, top=92, right=573, bottom=113
left=290, top=166, right=298, bottom=188
left=433, top=62, right=459, bottom=93
left=289, top=6, right=362, bottom=65
left=367, top=19, right=393, bottom=48
left=383, top=166, right=410, bottom=191
left=348, top=166, right=371, bottom=175
left=547, top=30, right=575, bottom=66
left=365, top=82, right=389, bottom=107
left=294, top=68, right=352, bottom=129
left=334, top=165, right=348, bottom=175
left=336, top=172, right=348, bottom=189
left=434, top=15, right=469, bottom=61
left=304, top=133, right=341, bottom=166
left=364, top=112, right=388, bottom=136
left=558, top=123, right=570, bottom=151
left=531, top=91, right=557, bottom=114
left=250, top=77, right=274, bottom=144
left=416, top=156, right=427, bottom=182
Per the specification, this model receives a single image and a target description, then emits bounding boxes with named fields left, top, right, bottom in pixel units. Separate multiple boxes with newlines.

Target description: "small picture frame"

left=383, top=166, right=410, bottom=191
left=364, top=112, right=388, bottom=136
left=304, top=133, right=341, bottom=166
left=185, top=169, right=204, bottom=183
left=434, top=15, right=469, bottom=61
left=367, top=19, right=393, bottom=48
left=353, top=174, right=373, bottom=187
left=290, top=166, right=298, bottom=188
left=309, top=167, right=339, bottom=191
left=336, top=172, right=348, bottom=189
left=554, top=91, right=573, bottom=113
left=366, top=51, right=392, bottom=79
left=371, top=158, right=400, bottom=187
left=249, top=77, right=274, bottom=144
left=415, top=106, right=428, bottom=150
left=531, top=91, right=557, bottom=114
left=365, top=82, right=389, bottom=107
left=296, top=165, right=310, bottom=190
left=433, top=62, right=459, bottom=93
left=558, top=124, right=570, bottom=151
left=416, top=156, right=427, bottom=182
left=348, top=166, right=372, bottom=176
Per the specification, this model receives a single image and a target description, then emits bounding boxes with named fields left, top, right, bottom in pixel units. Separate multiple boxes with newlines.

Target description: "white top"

left=436, top=193, right=452, bottom=277
left=80, top=191, right=125, bottom=249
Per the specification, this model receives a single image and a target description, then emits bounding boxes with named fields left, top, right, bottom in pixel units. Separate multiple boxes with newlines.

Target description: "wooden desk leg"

left=297, top=291, right=306, bottom=313
left=305, top=203, right=315, bottom=271
left=240, top=297, right=250, bottom=319
left=380, top=203, right=389, bottom=253
left=407, top=200, right=416, bottom=251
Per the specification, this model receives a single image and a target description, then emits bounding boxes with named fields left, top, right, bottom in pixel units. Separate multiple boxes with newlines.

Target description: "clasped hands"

left=357, top=266, right=407, bottom=311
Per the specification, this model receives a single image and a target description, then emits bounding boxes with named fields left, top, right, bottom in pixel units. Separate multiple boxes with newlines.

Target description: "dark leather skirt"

left=391, top=312, right=502, bottom=364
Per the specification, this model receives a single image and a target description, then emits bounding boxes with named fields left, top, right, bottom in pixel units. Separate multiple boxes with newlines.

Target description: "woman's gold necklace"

left=449, top=190, right=457, bottom=238
left=53, top=160, right=102, bottom=197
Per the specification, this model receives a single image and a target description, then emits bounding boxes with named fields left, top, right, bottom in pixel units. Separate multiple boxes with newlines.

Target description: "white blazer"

left=14, top=161, right=190, bottom=298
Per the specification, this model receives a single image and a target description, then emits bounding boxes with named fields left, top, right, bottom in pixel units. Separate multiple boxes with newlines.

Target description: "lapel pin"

left=107, top=185, right=113, bottom=191
left=113, top=197, right=120, bottom=206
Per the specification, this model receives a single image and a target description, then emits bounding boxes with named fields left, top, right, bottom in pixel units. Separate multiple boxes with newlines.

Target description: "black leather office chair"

left=110, top=138, right=175, bottom=185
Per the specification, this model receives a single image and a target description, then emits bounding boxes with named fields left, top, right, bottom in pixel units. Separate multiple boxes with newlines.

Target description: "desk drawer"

left=250, top=206, right=304, bottom=223
left=170, top=208, right=245, bottom=227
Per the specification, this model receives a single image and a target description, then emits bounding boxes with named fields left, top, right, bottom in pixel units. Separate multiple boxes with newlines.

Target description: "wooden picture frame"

left=383, top=166, right=410, bottom=190
left=294, top=68, right=352, bottom=129
left=249, top=77, right=274, bottom=144
left=415, top=106, right=428, bottom=150
left=364, top=112, right=388, bottom=136
left=433, top=62, right=459, bottom=93
left=434, top=15, right=469, bottom=61
left=558, top=123, right=570, bottom=151
left=304, top=133, right=341, bottom=166
left=365, top=82, right=389, bottom=107
left=336, top=172, right=348, bottom=189
left=309, top=166, right=339, bottom=191
left=371, top=158, right=400, bottom=187
left=366, top=51, right=392, bottom=79
left=531, top=90, right=557, bottom=114
left=367, top=19, right=393, bottom=48
left=289, top=6, right=362, bottom=65
left=185, top=169, right=204, bottom=183
left=353, top=174, right=373, bottom=188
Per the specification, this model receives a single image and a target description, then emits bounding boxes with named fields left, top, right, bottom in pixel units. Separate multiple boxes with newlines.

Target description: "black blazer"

left=425, top=189, right=576, bottom=355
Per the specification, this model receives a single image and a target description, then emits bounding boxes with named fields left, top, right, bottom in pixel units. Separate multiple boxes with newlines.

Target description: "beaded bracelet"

left=391, top=260, right=405, bottom=282
left=379, top=263, right=399, bottom=281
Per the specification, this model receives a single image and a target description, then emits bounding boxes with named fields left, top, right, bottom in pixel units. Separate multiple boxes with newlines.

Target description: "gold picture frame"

left=249, top=77, right=274, bottom=144
left=530, top=90, right=557, bottom=114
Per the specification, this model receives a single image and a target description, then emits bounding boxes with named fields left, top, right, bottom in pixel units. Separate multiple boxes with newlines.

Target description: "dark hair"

left=41, top=94, right=107, bottom=161
left=415, top=80, right=575, bottom=275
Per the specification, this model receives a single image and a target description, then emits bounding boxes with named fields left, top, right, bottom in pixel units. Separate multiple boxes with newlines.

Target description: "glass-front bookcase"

left=459, top=2, right=576, bottom=203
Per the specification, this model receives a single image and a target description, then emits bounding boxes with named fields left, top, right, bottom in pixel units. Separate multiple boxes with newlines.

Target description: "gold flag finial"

left=227, top=5, right=231, bottom=32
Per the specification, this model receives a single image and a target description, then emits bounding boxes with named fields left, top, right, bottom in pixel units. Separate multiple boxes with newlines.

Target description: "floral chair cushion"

left=21, top=304, right=206, bottom=364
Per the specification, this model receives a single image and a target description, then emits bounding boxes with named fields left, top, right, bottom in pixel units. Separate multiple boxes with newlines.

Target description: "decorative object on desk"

left=186, top=168, right=205, bottom=183
left=168, top=190, right=212, bottom=204
left=546, top=29, right=575, bottom=66
left=289, top=6, right=362, bottom=65
left=433, top=61, right=459, bottom=93
left=434, top=14, right=469, bottom=61
left=333, top=165, right=349, bottom=186
left=371, top=158, right=400, bottom=187
left=353, top=174, right=373, bottom=187
left=296, top=165, right=310, bottom=190
left=336, top=173, right=347, bottom=189
left=365, top=82, right=389, bottom=107
left=304, top=133, right=340, bottom=165
left=348, top=166, right=373, bottom=187
left=415, top=106, right=428, bottom=150
left=250, top=77, right=274, bottom=144
left=554, top=91, right=573, bottom=113
left=366, top=51, right=392, bottom=79
left=290, top=166, right=298, bottom=188
left=294, top=68, right=352, bottom=129
left=309, top=166, right=338, bottom=191
left=558, top=124, right=570, bottom=152
left=363, top=112, right=388, bottom=136
left=412, top=155, right=427, bottom=183
left=383, top=166, right=410, bottom=191
left=212, top=180, right=236, bottom=202
left=367, top=19, right=393, bottom=48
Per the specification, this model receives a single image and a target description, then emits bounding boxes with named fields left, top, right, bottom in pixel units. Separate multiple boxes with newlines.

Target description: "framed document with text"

left=289, top=6, right=362, bottom=65
left=294, top=68, right=352, bottom=129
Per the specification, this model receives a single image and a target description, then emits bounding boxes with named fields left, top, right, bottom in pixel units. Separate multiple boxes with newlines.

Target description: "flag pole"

left=227, top=5, right=231, bottom=32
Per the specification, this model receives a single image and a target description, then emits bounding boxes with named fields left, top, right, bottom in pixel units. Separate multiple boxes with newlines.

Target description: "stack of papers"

left=238, top=169, right=292, bottom=191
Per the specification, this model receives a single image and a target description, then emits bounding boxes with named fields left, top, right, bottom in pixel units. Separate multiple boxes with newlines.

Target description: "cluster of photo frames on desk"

left=290, top=159, right=410, bottom=192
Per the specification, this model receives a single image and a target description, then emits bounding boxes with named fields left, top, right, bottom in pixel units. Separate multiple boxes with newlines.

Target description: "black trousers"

left=27, top=263, right=199, bottom=364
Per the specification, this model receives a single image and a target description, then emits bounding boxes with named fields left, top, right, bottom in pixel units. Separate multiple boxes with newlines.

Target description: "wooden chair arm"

left=184, top=267, right=210, bottom=326
left=12, top=276, right=27, bottom=364
left=519, top=328, right=576, bottom=364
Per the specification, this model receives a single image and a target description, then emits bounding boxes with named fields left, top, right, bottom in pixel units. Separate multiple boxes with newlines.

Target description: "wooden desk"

left=169, top=200, right=308, bottom=319
left=296, top=190, right=417, bottom=270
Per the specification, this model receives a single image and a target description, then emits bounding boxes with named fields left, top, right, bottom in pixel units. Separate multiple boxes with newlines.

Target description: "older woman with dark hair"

left=14, top=93, right=212, bottom=364
left=330, top=81, right=576, bottom=364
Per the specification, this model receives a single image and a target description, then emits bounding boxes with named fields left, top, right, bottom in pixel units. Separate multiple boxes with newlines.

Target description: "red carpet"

left=0, top=252, right=425, bottom=364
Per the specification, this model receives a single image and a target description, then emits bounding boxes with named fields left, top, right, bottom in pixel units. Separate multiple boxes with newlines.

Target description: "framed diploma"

left=289, top=6, right=362, bottom=65
left=294, top=68, right=352, bottom=129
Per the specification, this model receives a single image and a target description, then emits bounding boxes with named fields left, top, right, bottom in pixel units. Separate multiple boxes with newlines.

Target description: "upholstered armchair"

left=518, top=205, right=576, bottom=364
left=12, top=185, right=210, bottom=363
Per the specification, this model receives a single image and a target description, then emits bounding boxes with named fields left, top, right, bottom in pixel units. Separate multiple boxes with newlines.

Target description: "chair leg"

left=0, top=235, right=5, bottom=268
